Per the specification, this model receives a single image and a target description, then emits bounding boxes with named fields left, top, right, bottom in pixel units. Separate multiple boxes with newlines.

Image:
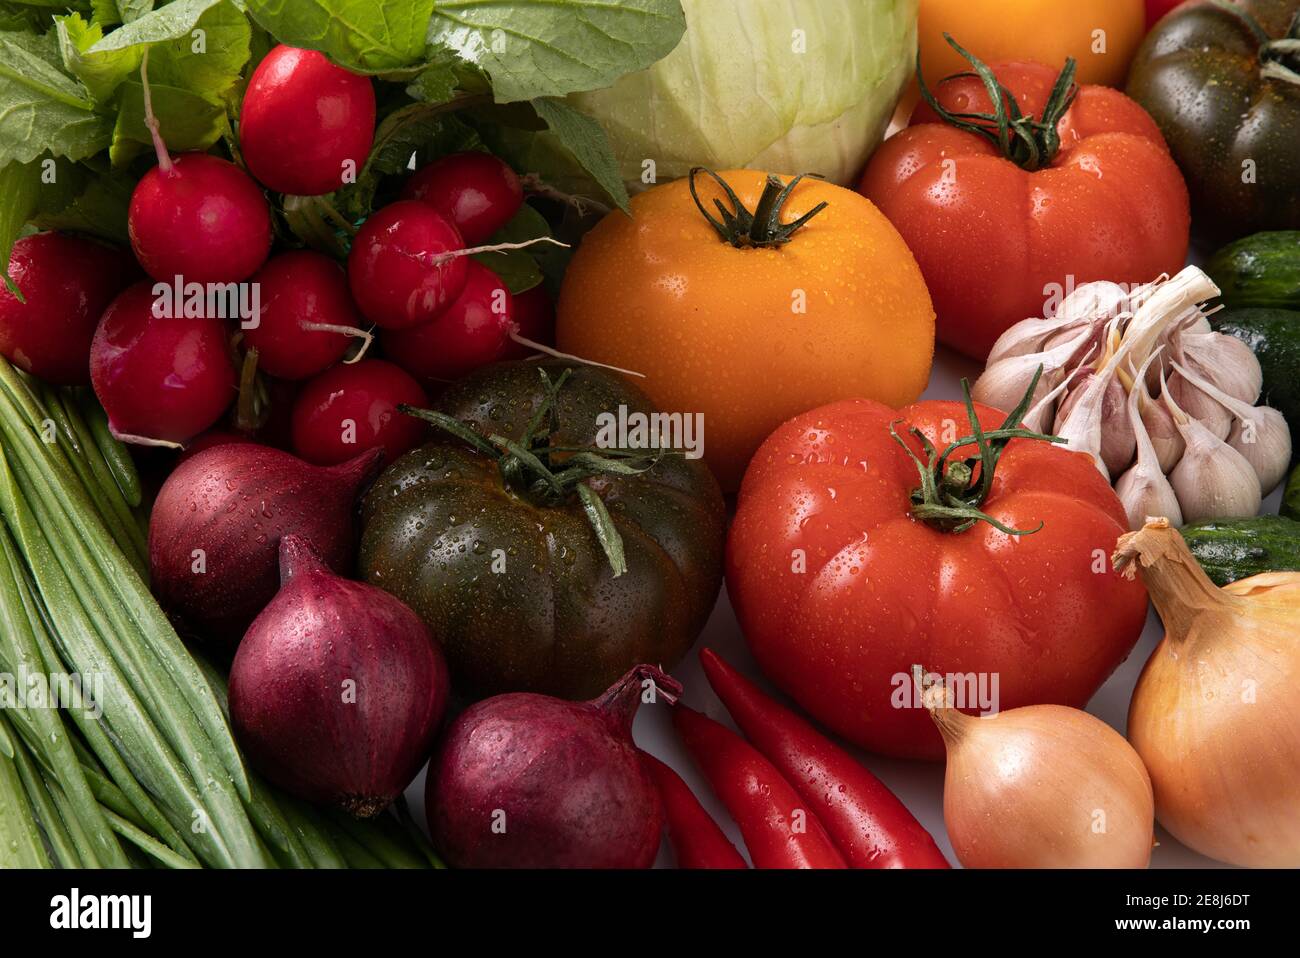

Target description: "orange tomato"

left=919, top=0, right=1145, bottom=87
left=555, top=170, right=935, bottom=492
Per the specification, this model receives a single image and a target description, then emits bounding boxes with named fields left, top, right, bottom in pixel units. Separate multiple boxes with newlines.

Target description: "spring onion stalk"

left=0, top=360, right=436, bottom=869
left=0, top=715, right=51, bottom=868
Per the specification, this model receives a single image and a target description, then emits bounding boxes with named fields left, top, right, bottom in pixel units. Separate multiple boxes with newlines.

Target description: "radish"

left=500, top=284, right=555, bottom=360
left=230, top=535, right=448, bottom=818
left=382, top=260, right=516, bottom=383
left=127, top=53, right=271, bottom=283
left=427, top=665, right=679, bottom=868
left=0, top=232, right=136, bottom=384
left=243, top=250, right=371, bottom=380
left=89, top=281, right=237, bottom=445
left=401, top=151, right=523, bottom=244
left=238, top=45, right=376, bottom=197
left=289, top=358, right=427, bottom=466
left=346, top=200, right=470, bottom=329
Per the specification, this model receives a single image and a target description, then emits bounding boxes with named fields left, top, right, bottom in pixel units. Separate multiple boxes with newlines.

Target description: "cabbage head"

left=569, top=0, right=919, bottom=190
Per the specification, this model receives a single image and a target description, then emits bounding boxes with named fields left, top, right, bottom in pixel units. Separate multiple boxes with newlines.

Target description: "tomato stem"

left=398, top=367, right=674, bottom=577
left=917, top=34, right=1079, bottom=171
left=688, top=168, right=828, bottom=249
left=889, top=366, right=1065, bottom=535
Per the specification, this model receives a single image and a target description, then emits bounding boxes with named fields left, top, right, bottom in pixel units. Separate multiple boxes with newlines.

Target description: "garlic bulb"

left=1163, top=375, right=1261, bottom=522
left=974, top=267, right=1277, bottom=522
left=1115, top=352, right=1181, bottom=530
left=1170, top=360, right=1292, bottom=494
left=1115, top=519, right=1300, bottom=867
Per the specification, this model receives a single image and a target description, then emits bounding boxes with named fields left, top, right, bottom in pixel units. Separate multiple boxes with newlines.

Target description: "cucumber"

left=1181, top=516, right=1300, bottom=586
left=1284, top=465, right=1300, bottom=522
left=1206, top=231, right=1300, bottom=310
left=1211, top=308, right=1300, bottom=465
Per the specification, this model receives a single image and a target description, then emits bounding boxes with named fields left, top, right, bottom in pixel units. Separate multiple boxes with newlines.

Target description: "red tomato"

left=726, top=395, right=1148, bottom=760
left=859, top=59, right=1189, bottom=360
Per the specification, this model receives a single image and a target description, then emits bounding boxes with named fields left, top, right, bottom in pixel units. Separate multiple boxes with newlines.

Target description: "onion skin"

left=148, top=444, right=382, bottom=645
left=229, top=535, right=448, bottom=818
left=427, top=665, right=678, bottom=868
left=938, top=704, right=1154, bottom=868
left=1120, top=520, right=1300, bottom=867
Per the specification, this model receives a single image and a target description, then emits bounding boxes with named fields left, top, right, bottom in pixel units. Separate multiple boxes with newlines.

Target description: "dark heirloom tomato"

left=726, top=386, right=1148, bottom=760
left=1127, top=0, right=1300, bottom=244
left=358, top=361, right=726, bottom=700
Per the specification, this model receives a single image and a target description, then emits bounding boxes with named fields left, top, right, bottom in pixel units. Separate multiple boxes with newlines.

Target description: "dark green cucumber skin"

left=1181, top=516, right=1300, bottom=586
left=1206, top=232, right=1300, bottom=310
left=1211, top=308, right=1300, bottom=465
left=1284, top=466, right=1300, bottom=522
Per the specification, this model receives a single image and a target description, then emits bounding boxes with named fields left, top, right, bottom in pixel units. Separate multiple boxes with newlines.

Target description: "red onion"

left=148, top=443, right=382, bottom=645
left=428, top=665, right=679, bottom=868
left=229, top=535, right=448, bottom=817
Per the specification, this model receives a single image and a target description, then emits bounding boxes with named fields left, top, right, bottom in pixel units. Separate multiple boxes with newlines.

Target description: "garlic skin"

left=1177, top=330, right=1263, bottom=405
left=934, top=702, right=1154, bottom=868
left=972, top=326, right=1089, bottom=415
left=1164, top=384, right=1261, bottom=522
left=1228, top=406, right=1292, bottom=494
left=1116, top=520, right=1300, bottom=867
left=1167, top=370, right=1231, bottom=440
left=1170, top=359, right=1292, bottom=494
left=1115, top=351, right=1181, bottom=530
left=1139, top=385, right=1184, bottom=473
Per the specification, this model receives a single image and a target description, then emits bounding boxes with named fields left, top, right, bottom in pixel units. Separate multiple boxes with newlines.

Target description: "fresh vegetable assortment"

left=0, top=0, right=1297, bottom=879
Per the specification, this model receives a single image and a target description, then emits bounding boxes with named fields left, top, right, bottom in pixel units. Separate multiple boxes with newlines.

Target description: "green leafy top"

left=0, top=0, right=685, bottom=287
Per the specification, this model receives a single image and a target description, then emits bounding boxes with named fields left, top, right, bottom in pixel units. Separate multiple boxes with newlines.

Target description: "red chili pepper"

left=672, top=705, right=847, bottom=869
left=699, top=648, right=950, bottom=869
left=640, top=751, right=748, bottom=869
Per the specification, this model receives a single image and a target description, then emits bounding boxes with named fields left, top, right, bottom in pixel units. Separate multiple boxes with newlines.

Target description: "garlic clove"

left=1115, top=350, right=1181, bottom=531
left=972, top=325, right=1091, bottom=415
left=1166, top=370, right=1232, bottom=440
left=1139, top=383, right=1184, bottom=472
left=1175, top=330, right=1263, bottom=405
left=1170, top=359, right=1293, bottom=495
left=1163, top=382, right=1262, bottom=523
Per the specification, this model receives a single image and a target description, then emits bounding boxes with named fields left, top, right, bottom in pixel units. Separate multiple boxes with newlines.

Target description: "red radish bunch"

left=238, top=45, right=376, bottom=197
left=0, top=233, right=136, bottom=385
left=230, top=535, right=448, bottom=818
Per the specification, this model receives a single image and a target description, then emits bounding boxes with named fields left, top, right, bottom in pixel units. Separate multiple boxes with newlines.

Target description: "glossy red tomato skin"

left=726, top=398, right=1148, bottom=760
left=243, top=251, right=361, bottom=380
left=347, top=201, right=469, bottom=330
left=383, top=261, right=513, bottom=384
left=239, top=45, right=376, bottom=196
left=401, top=152, right=523, bottom=245
left=0, top=233, right=136, bottom=384
left=128, top=153, right=272, bottom=284
left=290, top=359, right=427, bottom=466
left=89, top=281, right=238, bottom=443
left=859, top=61, right=1189, bottom=360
